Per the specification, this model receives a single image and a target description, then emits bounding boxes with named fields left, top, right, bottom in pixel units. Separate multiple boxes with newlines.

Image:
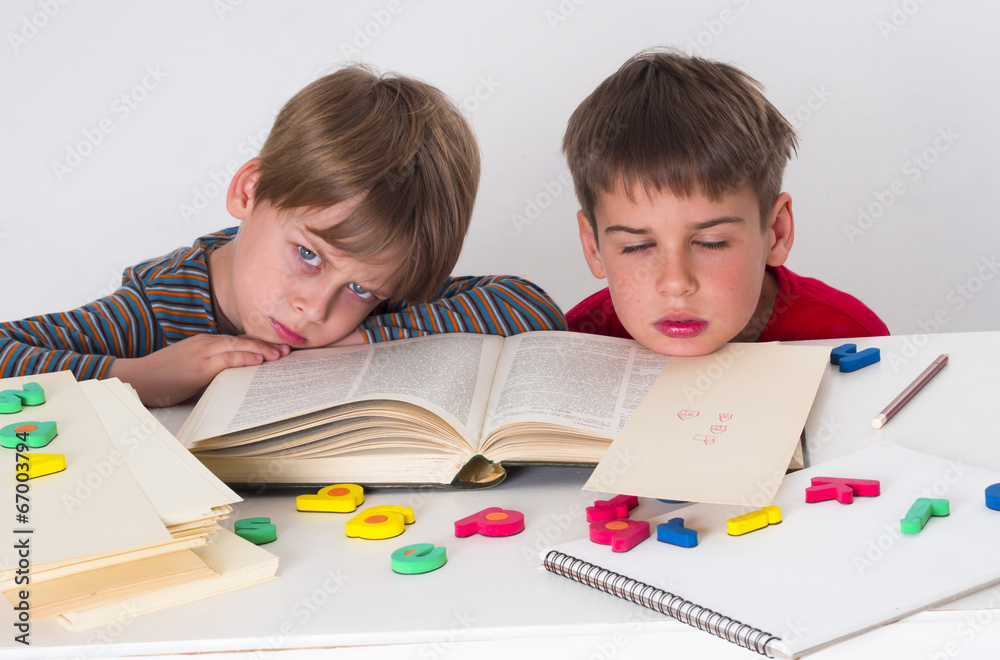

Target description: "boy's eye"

left=348, top=282, right=375, bottom=300
left=298, top=245, right=323, bottom=267
left=620, top=243, right=652, bottom=255
left=695, top=240, right=730, bottom=251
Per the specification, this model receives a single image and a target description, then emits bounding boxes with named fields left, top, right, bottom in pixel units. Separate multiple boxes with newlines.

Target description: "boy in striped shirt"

left=0, top=66, right=565, bottom=407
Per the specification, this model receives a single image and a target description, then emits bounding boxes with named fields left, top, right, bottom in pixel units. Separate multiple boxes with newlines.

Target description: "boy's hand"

left=108, top=334, right=290, bottom=408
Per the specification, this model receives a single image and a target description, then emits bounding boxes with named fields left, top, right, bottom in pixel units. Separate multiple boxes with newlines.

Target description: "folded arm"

left=359, top=275, right=567, bottom=342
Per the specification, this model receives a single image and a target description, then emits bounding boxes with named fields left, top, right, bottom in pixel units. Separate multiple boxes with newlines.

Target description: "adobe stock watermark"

left=681, top=342, right=746, bottom=404
left=737, top=416, right=842, bottom=509
left=787, top=84, right=833, bottom=130
left=77, top=602, right=141, bottom=658
left=852, top=460, right=970, bottom=576
left=7, top=0, right=70, bottom=54
left=883, top=253, right=1000, bottom=371
left=545, top=0, right=588, bottom=31
left=418, top=610, right=476, bottom=660
left=247, top=566, right=350, bottom=660
left=458, top=75, right=500, bottom=116
left=338, top=0, right=403, bottom=60
left=519, top=490, right=591, bottom=565
left=928, top=587, right=1000, bottom=660
left=51, top=65, right=170, bottom=182
left=61, top=420, right=155, bottom=515
left=212, top=0, right=244, bottom=21
left=877, top=0, right=930, bottom=40
left=511, top=112, right=625, bottom=234
left=683, top=0, right=753, bottom=57
left=843, top=127, right=959, bottom=244
left=177, top=126, right=269, bottom=224
left=511, top=169, right=573, bottom=234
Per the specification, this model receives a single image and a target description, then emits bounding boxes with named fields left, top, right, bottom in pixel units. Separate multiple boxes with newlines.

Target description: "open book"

left=177, top=332, right=671, bottom=487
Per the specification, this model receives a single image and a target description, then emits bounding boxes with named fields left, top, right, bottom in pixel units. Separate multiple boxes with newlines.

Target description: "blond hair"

left=563, top=49, right=797, bottom=235
left=253, top=65, right=480, bottom=301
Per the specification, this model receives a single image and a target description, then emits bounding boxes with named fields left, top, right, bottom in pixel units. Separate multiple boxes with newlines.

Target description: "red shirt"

left=566, top=265, right=889, bottom=342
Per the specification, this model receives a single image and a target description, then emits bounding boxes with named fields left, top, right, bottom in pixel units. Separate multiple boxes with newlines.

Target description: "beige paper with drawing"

left=584, top=343, right=830, bottom=505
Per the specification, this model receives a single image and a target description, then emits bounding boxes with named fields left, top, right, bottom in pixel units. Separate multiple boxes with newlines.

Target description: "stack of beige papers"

left=0, top=371, right=278, bottom=630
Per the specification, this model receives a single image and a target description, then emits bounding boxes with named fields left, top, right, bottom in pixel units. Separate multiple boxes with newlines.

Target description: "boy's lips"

left=270, top=318, right=307, bottom=346
left=654, top=315, right=708, bottom=339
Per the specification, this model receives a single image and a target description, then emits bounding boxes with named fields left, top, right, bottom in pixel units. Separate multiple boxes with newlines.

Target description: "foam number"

left=1, top=421, right=58, bottom=449
left=345, top=506, right=414, bottom=540
left=234, top=517, right=277, bottom=544
left=901, top=498, right=949, bottom=534
left=20, top=453, right=66, bottom=479
left=589, top=518, right=650, bottom=552
left=391, top=543, right=448, bottom=574
left=296, top=483, right=364, bottom=512
left=454, top=507, right=525, bottom=537
left=727, top=506, right=782, bottom=536
left=586, top=494, right=639, bottom=522
left=0, top=383, right=46, bottom=414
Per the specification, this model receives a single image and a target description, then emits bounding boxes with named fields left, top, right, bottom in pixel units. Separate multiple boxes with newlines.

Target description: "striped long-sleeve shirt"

left=0, top=228, right=567, bottom=380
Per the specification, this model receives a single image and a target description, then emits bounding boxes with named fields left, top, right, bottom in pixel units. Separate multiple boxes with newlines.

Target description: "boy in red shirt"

left=564, top=50, right=888, bottom=355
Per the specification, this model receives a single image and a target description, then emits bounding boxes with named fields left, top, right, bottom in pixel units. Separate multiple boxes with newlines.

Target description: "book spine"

left=543, top=550, right=781, bottom=657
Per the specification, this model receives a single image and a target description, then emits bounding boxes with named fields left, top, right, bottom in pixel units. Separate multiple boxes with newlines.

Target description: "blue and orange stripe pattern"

left=1, top=229, right=566, bottom=379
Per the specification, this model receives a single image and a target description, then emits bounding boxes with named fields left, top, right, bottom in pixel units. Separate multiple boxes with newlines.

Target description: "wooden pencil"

left=871, top=353, right=949, bottom=429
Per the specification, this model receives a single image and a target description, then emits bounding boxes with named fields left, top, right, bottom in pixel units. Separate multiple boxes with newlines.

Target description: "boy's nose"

left=293, top=286, right=335, bottom=324
left=656, top=256, right=697, bottom=297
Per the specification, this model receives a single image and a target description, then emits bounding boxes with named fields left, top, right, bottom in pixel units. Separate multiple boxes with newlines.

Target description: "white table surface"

left=4, top=332, right=1000, bottom=660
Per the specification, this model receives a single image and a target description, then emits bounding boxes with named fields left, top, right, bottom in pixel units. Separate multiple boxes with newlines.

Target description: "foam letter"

left=234, top=517, right=277, bottom=544
left=0, top=383, right=45, bottom=414
left=391, top=543, right=448, bottom=574
left=805, top=477, right=881, bottom=504
left=586, top=494, right=639, bottom=522
left=454, top=507, right=524, bottom=537
left=1, top=421, right=58, bottom=449
left=345, top=505, right=414, bottom=540
left=589, top=519, right=650, bottom=552
left=296, top=483, right=364, bottom=512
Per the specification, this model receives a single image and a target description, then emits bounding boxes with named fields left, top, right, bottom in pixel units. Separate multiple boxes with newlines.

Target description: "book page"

left=0, top=372, right=172, bottom=573
left=79, top=380, right=239, bottom=524
left=177, top=334, right=504, bottom=447
left=584, top=343, right=829, bottom=504
left=480, top=332, right=670, bottom=440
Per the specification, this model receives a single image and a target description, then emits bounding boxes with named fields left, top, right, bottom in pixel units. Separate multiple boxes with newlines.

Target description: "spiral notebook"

left=544, top=443, right=1000, bottom=658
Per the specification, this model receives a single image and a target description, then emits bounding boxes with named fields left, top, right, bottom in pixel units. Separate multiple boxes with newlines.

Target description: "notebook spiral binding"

left=544, top=550, right=781, bottom=657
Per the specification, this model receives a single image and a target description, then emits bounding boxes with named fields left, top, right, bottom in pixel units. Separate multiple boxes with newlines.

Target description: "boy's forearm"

left=0, top=334, right=114, bottom=380
left=359, top=274, right=567, bottom=342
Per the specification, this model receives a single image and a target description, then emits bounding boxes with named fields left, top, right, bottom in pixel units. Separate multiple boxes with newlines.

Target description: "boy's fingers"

left=209, top=350, right=267, bottom=373
left=215, top=336, right=285, bottom=360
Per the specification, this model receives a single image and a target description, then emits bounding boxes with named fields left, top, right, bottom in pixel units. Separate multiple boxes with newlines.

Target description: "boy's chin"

left=634, top=331, right=729, bottom=357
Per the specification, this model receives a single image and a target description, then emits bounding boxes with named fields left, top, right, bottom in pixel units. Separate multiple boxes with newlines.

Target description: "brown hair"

left=563, top=49, right=797, bottom=237
left=253, top=65, right=480, bottom=302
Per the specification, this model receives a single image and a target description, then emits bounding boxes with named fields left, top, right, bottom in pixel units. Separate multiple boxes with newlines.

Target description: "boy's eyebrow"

left=603, top=216, right=745, bottom=236
left=604, top=225, right=652, bottom=236
left=690, top=216, right=745, bottom=230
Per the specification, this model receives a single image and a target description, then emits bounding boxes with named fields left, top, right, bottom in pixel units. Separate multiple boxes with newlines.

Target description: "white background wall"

left=2, top=0, right=998, bottom=337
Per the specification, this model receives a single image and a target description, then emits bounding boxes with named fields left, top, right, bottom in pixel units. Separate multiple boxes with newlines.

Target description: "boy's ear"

left=577, top=210, right=607, bottom=279
left=226, top=158, right=261, bottom=221
left=765, top=192, right=795, bottom=267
